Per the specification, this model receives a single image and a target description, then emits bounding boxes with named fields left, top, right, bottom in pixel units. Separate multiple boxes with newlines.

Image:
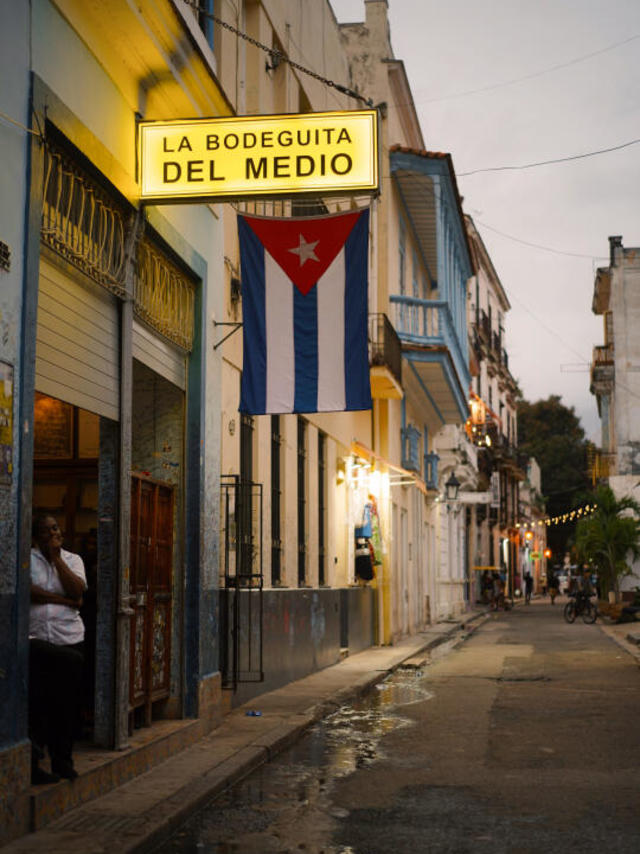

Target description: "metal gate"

left=220, top=475, right=264, bottom=690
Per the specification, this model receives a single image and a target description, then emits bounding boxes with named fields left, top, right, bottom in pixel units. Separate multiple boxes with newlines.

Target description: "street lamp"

left=444, top=471, right=460, bottom=503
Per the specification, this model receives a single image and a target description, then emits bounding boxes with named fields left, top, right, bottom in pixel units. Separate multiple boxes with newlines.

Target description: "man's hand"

left=31, top=584, right=83, bottom=609
left=52, top=554, right=85, bottom=600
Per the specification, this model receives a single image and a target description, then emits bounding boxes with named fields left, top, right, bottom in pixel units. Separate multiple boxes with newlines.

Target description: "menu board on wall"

left=0, top=362, right=13, bottom=485
left=33, top=393, right=74, bottom=459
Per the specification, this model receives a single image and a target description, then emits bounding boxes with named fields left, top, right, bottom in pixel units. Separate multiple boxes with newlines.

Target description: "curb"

left=597, top=621, right=640, bottom=665
left=131, top=613, right=489, bottom=854
left=3, top=611, right=489, bottom=854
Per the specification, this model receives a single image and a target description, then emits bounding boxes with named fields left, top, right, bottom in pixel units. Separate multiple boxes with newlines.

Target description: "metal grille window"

left=41, top=141, right=195, bottom=351
left=270, top=415, right=282, bottom=586
left=134, top=241, right=195, bottom=351
left=318, top=431, right=326, bottom=587
left=41, top=146, right=127, bottom=296
left=297, top=417, right=307, bottom=586
left=219, top=475, right=263, bottom=690
left=240, top=414, right=255, bottom=577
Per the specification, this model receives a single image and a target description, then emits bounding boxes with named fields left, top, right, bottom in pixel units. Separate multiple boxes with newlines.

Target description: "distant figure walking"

left=524, top=572, right=533, bottom=604
left=548, top=572, right=559, bottom=604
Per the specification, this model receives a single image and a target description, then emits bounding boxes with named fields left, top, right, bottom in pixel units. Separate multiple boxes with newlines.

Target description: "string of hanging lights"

left=516, top=502, right=598, bottom=529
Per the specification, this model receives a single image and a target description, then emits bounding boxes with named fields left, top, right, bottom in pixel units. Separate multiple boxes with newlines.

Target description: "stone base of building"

left=0, top=740, right=31, bottom=846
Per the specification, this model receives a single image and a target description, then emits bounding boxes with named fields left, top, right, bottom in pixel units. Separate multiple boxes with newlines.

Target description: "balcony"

left=369, top=313, right=403, bottom=399
left=590, top=344, right=614, bottom=396
left=389, top=147, right=474, bottom=427
left=390, top=295, right=470, bottom=423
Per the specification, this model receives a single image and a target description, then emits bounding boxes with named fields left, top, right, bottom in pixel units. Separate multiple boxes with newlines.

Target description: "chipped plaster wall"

left=611, top=246, right=640, bottom=475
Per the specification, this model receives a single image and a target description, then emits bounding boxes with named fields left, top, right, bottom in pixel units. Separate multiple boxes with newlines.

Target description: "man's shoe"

left=31, top=766, right=60, bottom=785
left=51, top=760, right=78, bottom=780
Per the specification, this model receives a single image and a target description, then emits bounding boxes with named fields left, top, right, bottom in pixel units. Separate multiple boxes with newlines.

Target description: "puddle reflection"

left=155, top=666, right=436, bottom=853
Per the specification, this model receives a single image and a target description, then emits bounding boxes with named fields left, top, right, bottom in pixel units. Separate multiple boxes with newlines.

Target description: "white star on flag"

left=288, top=233, right=319, bottom=266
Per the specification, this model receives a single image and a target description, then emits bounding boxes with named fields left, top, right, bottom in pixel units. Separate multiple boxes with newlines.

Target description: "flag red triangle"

left=244, top=211, right=361, bottom=295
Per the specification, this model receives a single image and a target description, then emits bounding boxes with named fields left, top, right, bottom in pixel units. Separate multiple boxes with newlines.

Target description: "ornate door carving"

left=129, top=473, right=174, bottom=726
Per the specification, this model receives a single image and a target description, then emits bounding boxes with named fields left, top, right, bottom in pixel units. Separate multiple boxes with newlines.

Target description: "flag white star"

left=288, top=233, right=319, bottom=266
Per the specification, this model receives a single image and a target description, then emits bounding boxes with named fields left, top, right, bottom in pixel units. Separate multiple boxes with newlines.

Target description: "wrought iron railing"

left=42, top=142, right=196, bottom=352
left=41, top=147, right=127, bottom=296
left=134, top=241, right=195, bottom=351
left=368, top=313, right=402, bottom=387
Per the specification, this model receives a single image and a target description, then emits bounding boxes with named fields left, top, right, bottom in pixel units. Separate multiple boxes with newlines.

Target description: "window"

left=270, top=415, right=282, bottom=585
left=401, top=424, right=421, bottom=472
left=240, top=414, right=254, bottom=577
left=399, top=219, right=406, bottom=296
left=198, top=0, right=215, bottom=48
left=411, top=250, right=420, bottom=334
left=297, top=417, right=307, bottom=586
left=318, top=432, right=326, bottom=586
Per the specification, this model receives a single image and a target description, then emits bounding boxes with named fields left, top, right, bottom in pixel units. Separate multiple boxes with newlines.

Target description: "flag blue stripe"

left=293, top=285, right=318, bottom=412
left=344, top=209, right=372, bottom=410
left=238, top=217, right=267, bottom=414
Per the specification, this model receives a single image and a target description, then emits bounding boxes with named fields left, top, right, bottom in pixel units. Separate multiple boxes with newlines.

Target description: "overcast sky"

left=330, top=0, right=640, bottom=441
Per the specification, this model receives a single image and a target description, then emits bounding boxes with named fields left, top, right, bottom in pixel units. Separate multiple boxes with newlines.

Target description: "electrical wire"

left=182, top=1, right=372, bottom=106
left=418, top=32, right=640, bottom=104
left=475, top=220, right=603, bottom=260
left=0, top=109, right=42, bottom=138
left=458, top=137, right=640, bottom=177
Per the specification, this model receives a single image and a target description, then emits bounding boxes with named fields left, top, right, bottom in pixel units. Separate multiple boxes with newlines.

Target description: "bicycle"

left=563, top=592, right=597, bottom=624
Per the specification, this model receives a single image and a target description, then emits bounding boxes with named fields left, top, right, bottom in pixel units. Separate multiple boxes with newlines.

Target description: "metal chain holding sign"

left=182, top=0, right=373, bottom=107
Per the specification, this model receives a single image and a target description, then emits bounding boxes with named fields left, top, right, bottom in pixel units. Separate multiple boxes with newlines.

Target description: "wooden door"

left=129, top=473, right=174, bottom=726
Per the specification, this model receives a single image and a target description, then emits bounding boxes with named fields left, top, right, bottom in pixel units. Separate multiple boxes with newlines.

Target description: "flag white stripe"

left=265, top=251, right=294, bottom=413
left=317, top=249, right=346, bottom=411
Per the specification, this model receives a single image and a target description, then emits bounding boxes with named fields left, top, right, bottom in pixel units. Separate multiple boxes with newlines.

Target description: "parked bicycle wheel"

left=582, top=600, right=597, bottom=624
left=564, top=601, right=576, bottom=623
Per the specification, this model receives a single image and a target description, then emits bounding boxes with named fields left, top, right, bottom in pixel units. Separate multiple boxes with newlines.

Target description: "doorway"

left=129, top=474, right=174, bottom=728
left=32, top=392, right=100, bottom=736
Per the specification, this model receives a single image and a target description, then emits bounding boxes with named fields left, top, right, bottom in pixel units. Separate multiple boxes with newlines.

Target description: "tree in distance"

left=517, top=395, right=592, bottom=558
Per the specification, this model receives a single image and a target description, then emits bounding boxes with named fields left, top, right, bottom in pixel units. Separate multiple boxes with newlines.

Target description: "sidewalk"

left=1, top=610, right=488, bottom=854
left=597, top=615, right=640, bottom=663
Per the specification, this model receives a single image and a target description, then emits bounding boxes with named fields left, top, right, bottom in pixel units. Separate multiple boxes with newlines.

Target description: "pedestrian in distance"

left=524, top=572, right=533, bottom=604
left=548, top=571, right=559, bottom=605
left=491, top=573, right=507, bottom=610
left=29, top=514, right=87, bottom=784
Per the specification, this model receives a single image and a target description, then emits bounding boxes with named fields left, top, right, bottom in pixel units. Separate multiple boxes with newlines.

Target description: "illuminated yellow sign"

left=139, top=110, right=378, bottom=203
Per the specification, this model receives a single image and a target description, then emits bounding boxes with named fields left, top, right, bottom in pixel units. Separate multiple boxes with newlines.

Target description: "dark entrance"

left=32, top=392, right=100, bottom=735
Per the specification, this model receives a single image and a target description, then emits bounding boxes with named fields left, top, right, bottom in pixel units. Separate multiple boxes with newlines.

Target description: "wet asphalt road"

left=155, top=600, right=640, bottom=854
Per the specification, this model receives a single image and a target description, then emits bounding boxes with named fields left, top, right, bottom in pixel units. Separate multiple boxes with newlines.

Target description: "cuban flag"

left=238, top=208, right=372, bottom=414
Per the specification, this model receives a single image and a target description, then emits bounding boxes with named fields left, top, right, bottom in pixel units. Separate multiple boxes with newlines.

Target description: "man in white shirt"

left=29, top=514, right=87, bottom=783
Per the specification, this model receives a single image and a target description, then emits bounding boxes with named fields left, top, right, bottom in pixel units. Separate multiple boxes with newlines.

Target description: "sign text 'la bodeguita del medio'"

left=139, top=110, right=378, bottom=203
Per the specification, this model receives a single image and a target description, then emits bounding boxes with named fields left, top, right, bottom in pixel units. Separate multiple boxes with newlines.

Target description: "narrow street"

left=156, top=600, right=640, bottom=854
